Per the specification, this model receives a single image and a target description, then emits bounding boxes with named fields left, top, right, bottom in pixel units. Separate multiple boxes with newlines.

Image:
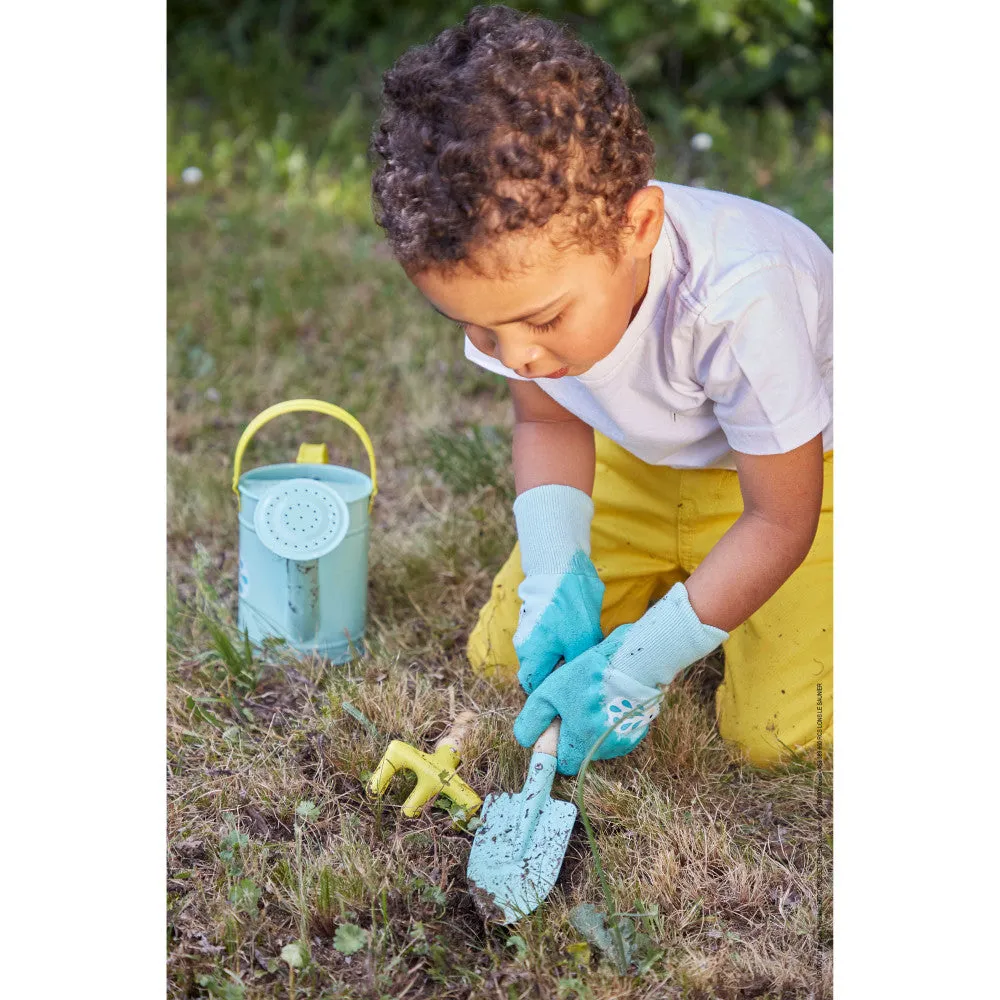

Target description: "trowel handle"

left=433, top=710, right=476, bottom=756
left=531, top=658, right=563, bottom=757
left=534, top=718, right=560, bottom=758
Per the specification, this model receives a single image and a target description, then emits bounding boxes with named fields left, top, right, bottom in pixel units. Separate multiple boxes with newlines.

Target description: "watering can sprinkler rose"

left=232, top=399, right=377, bottom=664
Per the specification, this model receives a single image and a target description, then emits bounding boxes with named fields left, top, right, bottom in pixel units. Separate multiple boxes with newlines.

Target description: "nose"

left=497, top=338, right=542, bottom=376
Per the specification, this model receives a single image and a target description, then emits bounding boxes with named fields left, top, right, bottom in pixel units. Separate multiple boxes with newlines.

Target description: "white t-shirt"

left=464, top=180, right=833, bottom=470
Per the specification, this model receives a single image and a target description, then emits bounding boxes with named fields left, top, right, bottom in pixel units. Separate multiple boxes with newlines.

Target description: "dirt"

left=468, top=881, right=506, bottom=924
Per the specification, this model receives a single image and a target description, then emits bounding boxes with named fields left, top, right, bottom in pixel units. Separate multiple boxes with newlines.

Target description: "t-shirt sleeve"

left=697, top=264, right=831, bottom=455
left=464, top=336, right=529, bottom=380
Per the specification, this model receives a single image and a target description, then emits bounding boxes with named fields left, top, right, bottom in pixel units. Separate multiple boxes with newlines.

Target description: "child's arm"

left=685, top=433, right=824, bottom=631
left=513, top=429, right=825, bottom=775
left=509, top=379, right=595, bottom=495
left=504, top=378, right=604, bottom=694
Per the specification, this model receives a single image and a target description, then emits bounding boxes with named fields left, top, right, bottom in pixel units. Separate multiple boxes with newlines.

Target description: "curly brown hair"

left=370, top=4, right=655, bottom=274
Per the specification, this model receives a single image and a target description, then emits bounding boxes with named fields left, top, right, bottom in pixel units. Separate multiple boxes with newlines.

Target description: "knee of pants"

left=714, top=609, right=832, bottom=765
left=716, top=680, right=832, bottom=766
left=714, top=486, right=833, bottom=766
left=466, top=546, right=523, bottom=684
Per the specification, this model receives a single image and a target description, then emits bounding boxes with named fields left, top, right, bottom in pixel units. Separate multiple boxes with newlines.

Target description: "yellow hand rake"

left=366, top=711, right=482, bottom=821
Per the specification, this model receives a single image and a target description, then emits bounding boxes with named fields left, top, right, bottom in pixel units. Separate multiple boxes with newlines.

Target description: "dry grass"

left=167, top=188, right=832, bottom=999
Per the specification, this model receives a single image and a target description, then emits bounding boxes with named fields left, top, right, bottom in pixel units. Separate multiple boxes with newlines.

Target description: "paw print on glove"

left=605, top=695, right=661, bottom=741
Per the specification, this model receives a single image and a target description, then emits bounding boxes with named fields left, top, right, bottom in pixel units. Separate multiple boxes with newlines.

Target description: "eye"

left=531, top=313, right=563, bottom=334
left=459, top=323, right=497, bottom=355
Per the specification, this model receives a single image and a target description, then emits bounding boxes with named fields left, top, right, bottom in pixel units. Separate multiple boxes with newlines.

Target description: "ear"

left=624, top=185, right=664, bottom=260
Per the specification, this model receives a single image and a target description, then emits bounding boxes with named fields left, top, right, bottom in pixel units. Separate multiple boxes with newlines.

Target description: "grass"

left=168, top=83, right=833, bottom=998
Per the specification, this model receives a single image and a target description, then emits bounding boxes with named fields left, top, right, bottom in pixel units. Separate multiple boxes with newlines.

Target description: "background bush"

left=169, top=0, right=831, bottom=127
left=168, top=1, right=833, bottom=246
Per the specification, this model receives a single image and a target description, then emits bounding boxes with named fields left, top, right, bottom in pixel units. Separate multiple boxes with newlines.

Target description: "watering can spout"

left=253, top=478, right=349, bottom=642
left=285, top=442, right=329, bottom=643
left=287, top=560, right=320, bottom=642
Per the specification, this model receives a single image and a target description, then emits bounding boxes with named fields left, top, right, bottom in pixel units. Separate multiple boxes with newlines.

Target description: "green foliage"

left=408, top=921, right=453, bottom=982
left=168, top=2, right=831, bottom=232
left=196, top=971, right=246, bottom=1000
left=414, top=877, right=447, bottom=908
left=316, top=865, right=337, bottom=922
left=168, top=1, right=831, bottom=125
left=332, top=922, right=368, bottom=955
left=568, top=902, right=636, bottom=973
left=575, top=0, right=833, bottom=114
left=557, top=977, right=594, bottom=999
left=168, top=4, right=832, bottom=252
left=217, top=821, right=249, bottom=879
left=280, top=939, right=309, bottom=968
left=506, top=933, right=529, bottom=961
left=228, top=878, right=261, bottom=914
left=295, top=799, right=321, bottom=823
left=200, top=616, right=260, bottom=694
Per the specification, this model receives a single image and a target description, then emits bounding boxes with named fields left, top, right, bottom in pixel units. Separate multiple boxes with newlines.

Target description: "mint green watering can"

left=232, top=399, right=377, bottom=664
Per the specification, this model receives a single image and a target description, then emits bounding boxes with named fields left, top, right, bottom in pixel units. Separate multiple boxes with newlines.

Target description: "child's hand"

left=513, top=553, right=604, bottom=693
left=513, top=583, right=727, bottom=775
left=512, top=485, right=605, bottom=693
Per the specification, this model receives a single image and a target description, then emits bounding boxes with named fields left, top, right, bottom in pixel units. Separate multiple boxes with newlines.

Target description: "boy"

left=370, top=5, right=832, bottom=772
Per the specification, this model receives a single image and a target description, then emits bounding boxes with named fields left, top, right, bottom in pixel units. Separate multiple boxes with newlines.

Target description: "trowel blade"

left=466, top=769, right=577, bottom=924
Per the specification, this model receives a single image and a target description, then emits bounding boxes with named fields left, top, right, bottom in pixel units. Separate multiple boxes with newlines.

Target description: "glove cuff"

left=615, top=582, right=728, bottom=687
left=513, top=484, right=595, bottom=575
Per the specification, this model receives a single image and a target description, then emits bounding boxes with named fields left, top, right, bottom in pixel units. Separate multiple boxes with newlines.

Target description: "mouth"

left=538, top=366, right=570, bottom=379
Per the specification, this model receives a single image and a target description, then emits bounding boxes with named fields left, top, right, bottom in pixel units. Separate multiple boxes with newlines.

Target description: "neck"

left=629, top=255, right=652, bottom=323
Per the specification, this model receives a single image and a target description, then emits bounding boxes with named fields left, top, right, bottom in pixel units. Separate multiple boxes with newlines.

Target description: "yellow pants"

left=467, top=433, right=833, bottom=765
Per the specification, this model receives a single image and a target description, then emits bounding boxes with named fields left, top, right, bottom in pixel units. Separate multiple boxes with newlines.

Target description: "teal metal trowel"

left=466, top=717, right=577, bottom=923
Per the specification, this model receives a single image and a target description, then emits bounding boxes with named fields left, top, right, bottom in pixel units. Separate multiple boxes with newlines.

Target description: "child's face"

left=409, top=188, right=664, bottom=380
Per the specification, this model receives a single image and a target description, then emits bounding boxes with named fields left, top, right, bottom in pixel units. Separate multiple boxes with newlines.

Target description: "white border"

left=835, top=2, right=999, bottom=992
left=1, top=2, right=165, bottom=991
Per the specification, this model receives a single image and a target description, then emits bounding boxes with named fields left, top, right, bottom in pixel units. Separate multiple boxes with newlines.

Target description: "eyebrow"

left=431, top=294, right=566, bottom=326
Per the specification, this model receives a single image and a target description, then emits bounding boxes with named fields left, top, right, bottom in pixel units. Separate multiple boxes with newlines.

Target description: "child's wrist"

left=513, top=484, right=595, bottom=575
left=614, top=582, right=728, bottom=687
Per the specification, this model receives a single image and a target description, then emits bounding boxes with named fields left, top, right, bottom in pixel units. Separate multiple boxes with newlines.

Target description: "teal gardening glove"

left=513, top=582, right=728, bottom=775
left=512, top=484, right=605, bottom=694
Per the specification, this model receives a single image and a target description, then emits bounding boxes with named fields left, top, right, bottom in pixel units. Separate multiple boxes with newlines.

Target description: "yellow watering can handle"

left=232, top=399, right=378, bottom=513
